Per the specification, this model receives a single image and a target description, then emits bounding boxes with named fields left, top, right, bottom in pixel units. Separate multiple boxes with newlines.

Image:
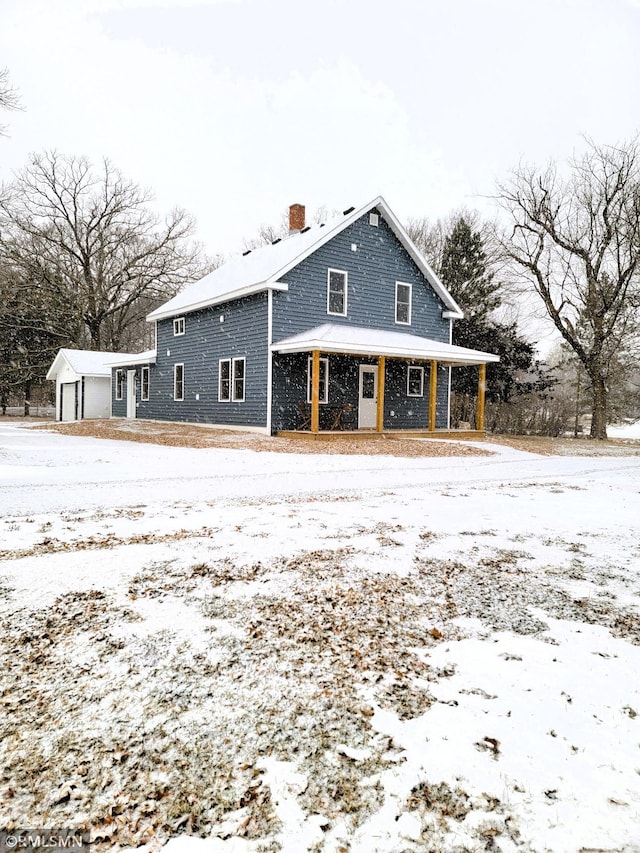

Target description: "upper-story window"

left=327, top=269, right=347, bottom=316
left=173, top=317, right=185, bottom=336
left=140, top=366, right=150, bottom=401
left=395, top=282, right=412, bottom=325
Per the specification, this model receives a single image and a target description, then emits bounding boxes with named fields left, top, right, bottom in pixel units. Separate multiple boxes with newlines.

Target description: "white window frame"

left=115, top=369, right=124, bottom=401
left=395, top=282, right=412, bottom=325
left=306, top=356, right=329, bottom=404
left=173, top=317, right=185, bottom=336
left=218, top=358, right=231, bottom=402
left=140, top=366, right=150, bottom=401
left=173, top=363, right=184, bottom=401
left=327, top=269, right=348, bottom=317
left=407, top=365, right=424, bottom=397
left=232, top=357, right=245, bottom=403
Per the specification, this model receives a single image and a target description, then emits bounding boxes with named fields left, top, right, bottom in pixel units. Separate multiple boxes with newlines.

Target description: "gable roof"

left=272, top=324, right=500, bottom=365
left=146, top=196, right=464, bottom=322
left=46, top=348, right=126, bottom=381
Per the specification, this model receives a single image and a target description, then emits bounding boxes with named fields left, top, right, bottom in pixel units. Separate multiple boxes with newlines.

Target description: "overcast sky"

left=1, top=0, right=639, bottom=260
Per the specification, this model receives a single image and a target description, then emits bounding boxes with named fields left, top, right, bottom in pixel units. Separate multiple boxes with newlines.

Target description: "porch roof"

left=271, top=324, right=500, bottom=365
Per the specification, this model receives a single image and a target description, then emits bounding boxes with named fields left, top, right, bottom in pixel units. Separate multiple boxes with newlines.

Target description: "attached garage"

left=47, top=349, right=133, bottom=422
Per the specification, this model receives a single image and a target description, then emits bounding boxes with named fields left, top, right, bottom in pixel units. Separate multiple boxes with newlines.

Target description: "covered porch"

left=271, top=324, right=499, bottom=436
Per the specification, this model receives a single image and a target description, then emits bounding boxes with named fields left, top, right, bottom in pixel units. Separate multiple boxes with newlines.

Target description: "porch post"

left=311, top=349, right=320, bottom=434
left=376, top=356, right=386, bottom=433
left=429, top=360, right=437, bottom=431
left=476, top=363, right=486, bottom=431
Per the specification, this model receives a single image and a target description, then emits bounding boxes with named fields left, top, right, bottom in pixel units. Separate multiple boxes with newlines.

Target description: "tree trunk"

left=24, top=379, right=31, bottom=417
left=590, top=375, right=608, bottom=439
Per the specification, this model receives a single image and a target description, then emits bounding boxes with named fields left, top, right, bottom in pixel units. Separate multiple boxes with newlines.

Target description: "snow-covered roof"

left=46, top=348, right=124, bottom=380
left=147, top=196, right=464, bottom=322
left=271, top=324, right=500, bottom=365
left=106, top=350, right=157, bottom=368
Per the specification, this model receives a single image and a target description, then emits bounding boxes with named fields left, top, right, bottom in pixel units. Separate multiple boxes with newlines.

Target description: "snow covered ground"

left=1, top=422, right=639, bottom=853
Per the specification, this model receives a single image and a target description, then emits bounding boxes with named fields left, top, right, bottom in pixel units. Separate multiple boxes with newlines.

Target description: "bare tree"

left=242, top=204, right=332, bottom=251
left=496, top=138, right=640, bottom=439
left=0, top=67, right=21, bottom=136
left=406, top=208, right=503, bottom=275
left=0, top=151, right=212, bottom=351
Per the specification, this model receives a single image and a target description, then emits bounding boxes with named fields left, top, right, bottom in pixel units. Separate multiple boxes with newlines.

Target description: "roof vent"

left=369, top=213, right=379, bottom=227
left=271, top=238, right=281, bottom=245
left=343, top=206, right=355, bottom=215
left=301, top=225, right=311, bottom=233
left=242, top=249, right=252, bottom=256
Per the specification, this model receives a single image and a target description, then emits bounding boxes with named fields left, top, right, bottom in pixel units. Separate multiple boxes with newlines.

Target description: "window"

left=232, top=357, right=245, bottom=402
left=174, top=363, right=184, bottom=401
left=173, top=317, right=185, bottom=336
left=141, top=366, right=150, bottom=401
left=219, top=359, right=231, bottom=402
left=327, top=269, right=347, bottom=316
left=115, top=369, right=124, bottom=401
left=407, top=366, right=424, bottom=397
left=307, top=357, right=329, bottom=404
left=219, top=358, right=245, bottom=402
left=395, top=282, right=412, bottom=325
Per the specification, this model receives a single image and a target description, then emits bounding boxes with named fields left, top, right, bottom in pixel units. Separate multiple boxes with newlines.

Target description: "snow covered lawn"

left=1, top=422, right=639, bottom=852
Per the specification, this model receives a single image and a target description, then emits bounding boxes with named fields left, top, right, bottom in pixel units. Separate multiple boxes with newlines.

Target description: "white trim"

left=107, top=349, right=157, bottom=367
left=272, top=323, right=500, bottom=365
left=267, top=197, right=463, bottom=318
left=115, top=369, right=124, bottom=401
left=306, top=356, right=329, bottom=404
left=446, top=363, right=452, bottom=430
left=146, top=196, right=463, bottom=323
left=173, top=363, right=184, bottom=401
left=407, top=365, right=424, bottom=397
left=147, top=281, right=288, bottom=322
left=126, top=369, right=137, bottom=418
left=395, top=282, right=412, bottom=326
left=140, top=366, right=150, bottom=401
left=232, top=357, right=246, bottom=403
left=218, top=358, right=231, bottom=402
left=358, top=364, right=378, bottom=429
left=173, top=317, right=185, bottom=336
left=327, top=268, right=348, bottom=317
left=266, top=290, right=273, bottom=433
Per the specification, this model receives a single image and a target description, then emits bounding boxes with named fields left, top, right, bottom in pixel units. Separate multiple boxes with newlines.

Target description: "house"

left=46, top=349, right=138, bottom=422
left=110, top=197, right=499, bottom=435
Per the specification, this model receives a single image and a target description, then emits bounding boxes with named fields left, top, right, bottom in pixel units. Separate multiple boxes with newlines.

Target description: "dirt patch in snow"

left=32, top=418, right=640, bottom=457
left=34, top=419, right=492, bottom=457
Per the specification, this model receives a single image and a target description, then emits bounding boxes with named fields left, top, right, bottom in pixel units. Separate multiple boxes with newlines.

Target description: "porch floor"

left=276, top=429, right=485, bottom=441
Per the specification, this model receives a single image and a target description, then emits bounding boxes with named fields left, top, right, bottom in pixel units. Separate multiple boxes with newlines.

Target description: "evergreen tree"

left=439, top=217, right=500, bottom=321
left=437, top=217, right=553, bottom=428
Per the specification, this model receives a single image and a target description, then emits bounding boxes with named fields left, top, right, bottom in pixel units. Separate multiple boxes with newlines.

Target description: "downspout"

left=266, top=289, right=273, bottom=434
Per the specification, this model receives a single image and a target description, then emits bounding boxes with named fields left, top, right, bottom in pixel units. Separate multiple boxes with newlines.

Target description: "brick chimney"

left=289, top=203, right=305, bottom=232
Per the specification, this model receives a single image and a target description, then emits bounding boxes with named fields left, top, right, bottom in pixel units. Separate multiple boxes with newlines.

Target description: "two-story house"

left=109, top=196, right=499, bottom=435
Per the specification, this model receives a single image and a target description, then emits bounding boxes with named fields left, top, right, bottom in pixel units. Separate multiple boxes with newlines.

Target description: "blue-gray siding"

left=112, top=293, right=269, bottom=426
left=272, top=209, right=449, bottom=343
left=271, top=354, right=449, bottom=432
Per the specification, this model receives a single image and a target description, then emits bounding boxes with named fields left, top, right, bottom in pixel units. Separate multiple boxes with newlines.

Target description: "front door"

left=126, top=370, right=137, bottom=419
left=358, top=365, right=378, bottom=428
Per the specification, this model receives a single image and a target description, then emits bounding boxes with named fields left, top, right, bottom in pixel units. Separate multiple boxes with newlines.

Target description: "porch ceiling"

left=271, top=324, right=500, bottom=365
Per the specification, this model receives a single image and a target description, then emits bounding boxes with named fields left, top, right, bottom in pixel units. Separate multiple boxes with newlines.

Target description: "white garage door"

left=61, top=382, right=77, bottom=421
